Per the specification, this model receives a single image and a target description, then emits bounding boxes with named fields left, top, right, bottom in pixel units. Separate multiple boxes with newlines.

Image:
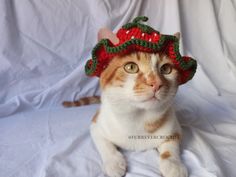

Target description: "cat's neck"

left=101, top=93, right=171, bottom=121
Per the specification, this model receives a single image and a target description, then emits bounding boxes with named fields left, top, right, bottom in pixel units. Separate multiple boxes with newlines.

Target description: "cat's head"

left=85, top=17, right=197, bottom=110
left=100, top=50, right=179, bottom=110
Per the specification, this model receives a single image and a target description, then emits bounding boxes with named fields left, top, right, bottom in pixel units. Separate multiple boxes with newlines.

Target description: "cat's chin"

left=134, top=97, right=165, bottom=110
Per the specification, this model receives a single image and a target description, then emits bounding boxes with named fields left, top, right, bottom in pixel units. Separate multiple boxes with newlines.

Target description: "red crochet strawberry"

left=85, top=16, right=197, bottom=84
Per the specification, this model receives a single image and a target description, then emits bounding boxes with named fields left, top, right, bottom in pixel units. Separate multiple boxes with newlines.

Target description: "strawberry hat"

left=85, top=16, right=197, bottom=84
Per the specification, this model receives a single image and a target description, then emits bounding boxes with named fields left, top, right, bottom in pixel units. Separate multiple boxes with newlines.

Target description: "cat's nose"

left=146, top=72, right=163, bottom=92
left=149, top=82, right=163, bottom=92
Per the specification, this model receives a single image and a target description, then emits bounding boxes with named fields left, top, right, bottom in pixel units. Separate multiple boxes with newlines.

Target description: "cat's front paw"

left=160, top=159, right=188, bottom=177
left=103, top=152, right=127, bottom=177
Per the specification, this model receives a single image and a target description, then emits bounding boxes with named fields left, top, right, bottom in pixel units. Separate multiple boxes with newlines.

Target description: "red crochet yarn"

left=85, top=16, right=197, bottom=84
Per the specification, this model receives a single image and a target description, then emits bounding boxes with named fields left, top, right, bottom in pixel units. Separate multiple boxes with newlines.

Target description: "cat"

left=63, top=28, right=188, bottom=177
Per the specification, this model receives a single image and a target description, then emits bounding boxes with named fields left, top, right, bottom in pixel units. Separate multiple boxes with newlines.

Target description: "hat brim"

left=85, top=35, right=197, bottom=84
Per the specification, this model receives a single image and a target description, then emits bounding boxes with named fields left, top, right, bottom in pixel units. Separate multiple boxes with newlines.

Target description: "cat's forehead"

left=150, top=54, right=161, bottom=71
left=128, top=52, right=165, bottom=73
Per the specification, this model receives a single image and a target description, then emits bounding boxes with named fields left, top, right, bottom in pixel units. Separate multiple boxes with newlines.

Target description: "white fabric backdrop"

left=0, top=0, right=236, bottom=177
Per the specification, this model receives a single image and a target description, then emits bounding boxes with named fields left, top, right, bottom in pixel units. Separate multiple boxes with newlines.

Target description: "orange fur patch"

left=100, top=56, right=128, bottom=89
left=161, top=151, right=171, bottom=159
left=100, top=67, right=120, bottom=89
left=144, top=113, right=169, bottom=133
left=133, top=72, right=147, bottom=92
left=136, top=52, right=141, bottom=61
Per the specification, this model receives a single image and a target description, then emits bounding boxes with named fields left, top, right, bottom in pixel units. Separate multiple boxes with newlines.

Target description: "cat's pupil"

left=124, top=62, right=139, bottom=73
left=160, top=64, right=172, bottom=74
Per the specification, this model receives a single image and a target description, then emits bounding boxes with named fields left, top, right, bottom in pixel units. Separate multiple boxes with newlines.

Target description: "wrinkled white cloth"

left=0, top=0, right=236, bottom=177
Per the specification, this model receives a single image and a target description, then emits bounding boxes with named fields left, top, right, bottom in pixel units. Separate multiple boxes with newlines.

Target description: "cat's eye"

left=160, top=64, right=172, bottom=75
left=124, top=62, right=139, bottom=74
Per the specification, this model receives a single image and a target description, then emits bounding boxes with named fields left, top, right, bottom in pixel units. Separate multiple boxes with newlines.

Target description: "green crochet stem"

left=122, top=16, right=159, bottom=34
left=133, top=16, right=148, bottom=23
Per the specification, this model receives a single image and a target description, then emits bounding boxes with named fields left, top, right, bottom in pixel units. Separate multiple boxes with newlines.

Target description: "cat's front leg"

left=158, top=138, right=188, bottom=177
left=91, top=126, right=127, bottom=177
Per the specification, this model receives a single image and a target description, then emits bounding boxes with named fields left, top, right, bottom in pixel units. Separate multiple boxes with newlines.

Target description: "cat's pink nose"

left=149, top=82, right=163, bottom=92
left=146, top=73, right=163, bottom=92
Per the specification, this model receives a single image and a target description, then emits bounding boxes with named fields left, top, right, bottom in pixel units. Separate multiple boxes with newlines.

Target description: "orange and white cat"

left=64, top=30, right=187, bottom=177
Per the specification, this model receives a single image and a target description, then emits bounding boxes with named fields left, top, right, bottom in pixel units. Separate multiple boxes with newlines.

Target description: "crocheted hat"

left=85, top=16, right=197, bottom=84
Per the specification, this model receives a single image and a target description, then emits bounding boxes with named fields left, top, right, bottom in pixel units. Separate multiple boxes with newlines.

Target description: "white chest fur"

left=91, top=97, right=181, bottom=151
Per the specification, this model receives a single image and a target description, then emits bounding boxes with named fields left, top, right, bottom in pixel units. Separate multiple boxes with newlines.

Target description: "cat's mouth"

left=142, top=95, right=160, bottom=102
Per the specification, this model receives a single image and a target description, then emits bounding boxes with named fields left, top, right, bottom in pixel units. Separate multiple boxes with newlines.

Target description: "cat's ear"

left=97, top=28, right=119, bottom=44
left=174, top=32, right=180, bottom=40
